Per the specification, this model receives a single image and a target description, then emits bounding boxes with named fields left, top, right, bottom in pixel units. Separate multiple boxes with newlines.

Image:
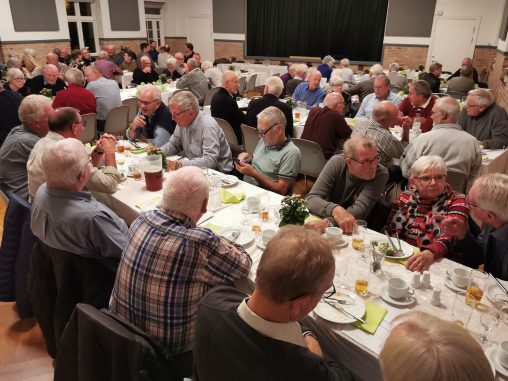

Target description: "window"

left=144, top=2, right=165, bottom=47
left=65, top=1, right=99, bottom=52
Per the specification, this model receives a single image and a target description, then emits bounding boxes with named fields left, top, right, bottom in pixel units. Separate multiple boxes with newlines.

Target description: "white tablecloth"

left=218, top=63, right=287, bottom=82
left=120, top=84, right=177, bottom=106
left=114, top=72, right=133, bottom=89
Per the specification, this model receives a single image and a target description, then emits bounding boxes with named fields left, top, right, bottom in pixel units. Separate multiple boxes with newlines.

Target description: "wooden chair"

left=447, top=168, right=468, bottom=193
left=104, top=105, right=129, bottom=137
left=291, top=138, right=326, bottom=192
left=80, top=113, right=97, bottom=144
left=122, top=97, right=138, bottom=124
left=240, top=124, right=260, bottom=156
left=204, top=87, right=221, bottom=107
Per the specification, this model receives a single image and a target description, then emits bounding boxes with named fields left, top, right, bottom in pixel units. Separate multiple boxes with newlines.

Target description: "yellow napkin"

left=305, top=214, right=321, bottom=222
left=221, top=188, right=245, bottom=204
left=353, top=301, right=387, bottom=334
left=203, top=223, right=221, bottom=234
left=135, top=195, right=162, bottom=211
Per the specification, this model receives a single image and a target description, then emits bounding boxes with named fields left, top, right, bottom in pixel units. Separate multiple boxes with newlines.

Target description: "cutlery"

left=385, top=230, right=404, bottom=257
left=321, top=298, right=366, bottom=324
left=396, top=232, right=402, bottom=251
left=322, top=297, right=356, bottom=306
left=230, top=229, right=241, bottom=243
left=128, top=139, right=141, bottom=149
left=493, top=275, right=508, bottom=295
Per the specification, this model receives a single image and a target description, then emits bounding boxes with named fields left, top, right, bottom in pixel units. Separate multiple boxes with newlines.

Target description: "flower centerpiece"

left=278, top=195, right=309, bottom=227
left=146, top=145, right=167, bottom=170
left=159, top=73, right=168, bottom=84
left=40, top=88, right=53, bottom=98
left=285, top=97, right=297, bottom=109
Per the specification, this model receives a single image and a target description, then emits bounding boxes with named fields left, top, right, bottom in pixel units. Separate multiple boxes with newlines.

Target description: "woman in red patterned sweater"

left=384, top=156, right=469, bottom=272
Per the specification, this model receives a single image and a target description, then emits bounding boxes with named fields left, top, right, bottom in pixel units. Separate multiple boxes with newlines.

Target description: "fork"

left=385, top=230, right=404, bottom=257
left=322, top=297, right=356, bottom=305
left=229, top=229, right=241, bottom=243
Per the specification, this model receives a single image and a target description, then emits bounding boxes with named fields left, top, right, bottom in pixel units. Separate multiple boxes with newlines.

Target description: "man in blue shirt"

left=292, top=69, right=326, bottom=109
left=356, top=75, right=402, bottom=118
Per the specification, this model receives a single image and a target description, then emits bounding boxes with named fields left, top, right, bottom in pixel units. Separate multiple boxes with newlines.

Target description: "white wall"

left=95, top=0, right=146, bottom=39
left=165, top=0, right=212, bottom=37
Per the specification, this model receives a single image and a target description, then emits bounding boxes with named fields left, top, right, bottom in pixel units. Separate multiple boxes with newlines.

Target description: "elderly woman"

left=4, top=68, right=30, bottom=97
left=328, top=74, right=351, bottom=116
left=384, top=155, right=469, bottom=272
left=132, top=54, right=159, bottom=85
left=161, top=57, right=182, bottom=82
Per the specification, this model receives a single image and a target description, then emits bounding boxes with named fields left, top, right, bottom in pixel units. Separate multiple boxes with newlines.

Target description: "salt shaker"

left=421, top=271, right=431, bottom=288
left=431, top=288, right=441, bottom=306
left=410, top=272, right=421, bottom=289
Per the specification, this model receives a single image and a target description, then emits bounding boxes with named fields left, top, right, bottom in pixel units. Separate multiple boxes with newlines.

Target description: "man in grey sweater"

left=305, top=136, right=388, bottom=234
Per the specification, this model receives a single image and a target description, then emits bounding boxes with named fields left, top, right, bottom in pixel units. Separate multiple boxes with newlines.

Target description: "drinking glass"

left=354, top=260, right=369, bottom=296
left=452, top=291, right=475, bottom=328
left=466, top=270, right=489, bottom=306
left=335, top=262, right=348, bottom=289
left=479, top=310, right=499, bottom=344
left=241, top=205, right=251, bottom=226
left=493, top=294, right=508, bottom=325
left=352, top=220, right=367, bottom=251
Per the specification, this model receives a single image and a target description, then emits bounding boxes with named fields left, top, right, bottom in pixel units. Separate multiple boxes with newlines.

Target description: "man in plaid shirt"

left=109, top=166, right=252, bottom=377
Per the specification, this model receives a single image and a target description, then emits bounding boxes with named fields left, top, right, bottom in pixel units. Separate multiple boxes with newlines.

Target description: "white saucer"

left=443, top=275, right=467, bottom=293
left=256, top=236, right=267, bottom=250
left=322, top=235, right=348, bottom=249
left=380, top=286, right=416, bottom=307
left=220, top=175, right=239, bottom=188
left=485, top=346, right=508, bottom=377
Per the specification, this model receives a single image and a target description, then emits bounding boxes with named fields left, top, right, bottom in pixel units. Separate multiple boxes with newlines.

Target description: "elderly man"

left=317, top=55, right=335, bottom=81
left=93, top=50, right=122, bottom=79
left=329, top=75, right=352, bottom=116
left=356, top=75, right=402, bottom=118
left=32, top=52, right=68, bottom=78
left=338, top=58, right=355, bottom=84
left=397, top=80, right=437, bottom=133
left=127, top=84, right=175, bottom=146
left=84, top=65, right=122, bottom=131
left=0, top=95, right=52, bottom=199
left=279, top=64, right=297, bottom=98
left=194, top=226, right=354, bottom=381
left=286, top=64, right=308, bottom=97
left=27, top=107, right=121, bottom=200
left=447, top=66, right=475, bottom=97
left=236, top=107, right=301, bottom=195
left=247, top=76, right=294, bottom=137
left=292, top=69, right=326, bottom=109
left=400, top=97, right=481, bottom=189
left=387, top=63, right=407, bottom=93
left=347, top=64, right=384, bottom=102
left=0, top=82, right=22, bottom=146
left=31, top=138, right=128, bottom=260
left=52, top=68, right=96, bottom=115
left=132, top=55, right=159, bottom=85
left=175, top=52, right=187, bottom=75
left=419, top=62, right=443, bottom=93
left=210, top=71, right=246, bottom=144
left=105, top=44, right=123, bottom=66
left=447, top=57, right=479, bottom=85
left=352, top=101, right=408, bottom=168
left=201, top=60, right=222, bottom=87
left=162, top=91, right=233, bottom=172
left=459, top=89, right=508, bottom=149
left=301, top=92, right=351, bottom=160
left=305, top=136, right=388, bottom=234
left=109, top=166, right=252, bottom=377
left=29, top=64, right=66, bottom=96
left=441, top=173, right=508, bottom=280
left=176, top=58, right=209, bottom=105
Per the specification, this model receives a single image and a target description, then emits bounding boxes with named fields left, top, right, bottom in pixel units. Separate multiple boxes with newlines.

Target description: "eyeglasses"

left=138, top=99, right=159, bottom=106
left=172, top=108, right=191, bottom=117
left=413, top=175, right=446, bottom=184
left=291, top=283, right=336, bottom=301
left=257, top=123, right=279, bottom=137
left=13, top=77, right=26, bottom=81
left=348, top=155, right=380, bottom=166
left=75, top=120, right=87, bottom=126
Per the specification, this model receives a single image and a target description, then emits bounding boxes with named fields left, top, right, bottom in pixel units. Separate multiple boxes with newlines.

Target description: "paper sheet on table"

left=135, top=195, right=162, bottom=212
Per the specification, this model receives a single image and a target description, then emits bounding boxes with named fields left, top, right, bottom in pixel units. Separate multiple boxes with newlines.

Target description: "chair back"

left=214, top=117, right=239, bottom=146
left=204, top=87, right=221, bottom=107
left=121, top=97, right=138, bottom=123
left=447, top=168, right=468, bottom=193
left=244, top=74, right=257, bottom=93
left=291, top=138, right=326, bottom=178
left=238, top=76, right=247, bottom=95
left=445, top=90, right=466, bottom=100
left=240, top=124, right=260, bottom=155
left=80, top=113, right=97, bottom=144
left=104, top=105, right=129, bottom=137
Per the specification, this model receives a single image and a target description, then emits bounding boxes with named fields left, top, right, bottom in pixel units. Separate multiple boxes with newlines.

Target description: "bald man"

left=29, top=64, right=67, bottom=96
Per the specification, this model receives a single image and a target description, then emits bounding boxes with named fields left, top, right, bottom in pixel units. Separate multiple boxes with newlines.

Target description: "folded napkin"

left=353, top=301, right=388, bottom=334
left=221, top=188, right=245, bottom=204
left=135, top=195, right=162, bottom=212
left=305, top=214, right=321, bottom=222
left=203, top=223, right=221, bottom=234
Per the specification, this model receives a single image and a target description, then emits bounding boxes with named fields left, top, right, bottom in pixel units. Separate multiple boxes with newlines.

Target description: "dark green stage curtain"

left=247, top=0, right=389, bottom=62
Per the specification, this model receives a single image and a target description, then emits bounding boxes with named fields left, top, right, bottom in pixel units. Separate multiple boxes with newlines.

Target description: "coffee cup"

left=246, top=196, right=260, bottom=212
left=261, top=229, right=276, bottom=245
left=387, top=277, right=414, bottom=300
left=325, top=227, right=343, bottom=245
left=498, top=341, right=508, bottom=369
left=447, top=268, right=470, bottom=288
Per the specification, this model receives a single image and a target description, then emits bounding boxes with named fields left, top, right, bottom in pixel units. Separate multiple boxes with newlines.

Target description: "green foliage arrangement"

left=279, top=195, right=309, bottom=227
left=146, top=145, right=167, bottom=170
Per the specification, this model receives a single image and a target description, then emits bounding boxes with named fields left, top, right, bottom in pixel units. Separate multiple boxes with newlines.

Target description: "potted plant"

left=146, top=145, right=167, bottom=170
left=278, top=195, right=309, bottom=227
left=40, top=88, right=53, bottom=98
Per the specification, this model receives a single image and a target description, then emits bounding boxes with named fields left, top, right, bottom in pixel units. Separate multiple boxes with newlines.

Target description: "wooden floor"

left=0, top=199, right=54, bottom=381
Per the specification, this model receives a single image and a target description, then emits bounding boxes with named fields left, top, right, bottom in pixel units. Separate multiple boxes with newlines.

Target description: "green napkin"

left=353, top=301, right=388, bottom=334
left=203, top=223, right=221, bottom=234
left=135, top=195, right=162, bottom=211
left=221, top=188, right=245, bottom=204
left=305, top=214, right=321, bottom=222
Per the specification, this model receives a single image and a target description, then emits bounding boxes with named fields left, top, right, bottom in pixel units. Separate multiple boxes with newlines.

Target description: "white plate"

left=314, top=289, right=366, bottom=324
left=322, top=235, right=348, bottom=249
left=221, top=175, right=239, bottom=188
left=380, top=286, right=416, bottom=307
left=219, top=226, right=255, bottom=247
left=373, top=239, right=414, bottom=260
left=486, top=282, right=508, bottom=304
left=485, top=346, right=508, bottom=377
left=444, top=275, right=467, bottom=293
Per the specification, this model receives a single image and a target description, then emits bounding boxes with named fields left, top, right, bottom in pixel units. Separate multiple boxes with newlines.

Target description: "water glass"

left=466, top=270, right=489, bottom=306
left=479, top=310, right=499, bottom=344
left=452, top=291, right=475, bottom=328
left=352, top=220, right=367, bottom=251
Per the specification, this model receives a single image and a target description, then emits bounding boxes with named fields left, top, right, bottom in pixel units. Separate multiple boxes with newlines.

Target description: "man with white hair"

left=127, top=84, right=175, bottom=146
left=109, top=166, right=252, bottom=378
left=236, top=107, right=301, bottom=195
left=29, top=64, right=67, bottom=96
left=201, top=60, right=222, bottom=88
left=163, top=91, right=233, bottom=173
left=52, top=68, right=96, bottom=115
left=356, top=75, right=402, bottom=118
left=459, top=89, right=508, bottom=149
left=132, top=55, right=159, bottom=85
left=301, top=92, right=351, bottom=159
left=93, top=50, right=122, bottom=79
left=31, top=138, right=128, bottom=260
left=286, top=64, right=308, bottom=97
left=105, top=43, right=123, bottom=66
left=292, top=69, right=326, bottom=109
left=441, top=173, right=508, bottom=280
left=32, top=52, right=68, bottom=78
left=279, top=63, right=297, bottom=98
left=176, top=57, right=209, bottom=104
left=0, top=95, right=53, bottom=199
left=347, top=64, right=384, bottom=102
left=246, top=75, right=294, bottom=137
left=175, top=52, right=187, bottom=75
left=400, top=97, right=481, bottom=188
left=210, top=71, right=246, bottom=144
left=387, top=62, right=407, bottom=93
left=338, top=58, right=355, bottom=84
left=317, top=55, right=335, bottom=81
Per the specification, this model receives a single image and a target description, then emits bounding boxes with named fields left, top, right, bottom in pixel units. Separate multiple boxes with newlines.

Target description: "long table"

left=106, top=163, right=508, bottom=381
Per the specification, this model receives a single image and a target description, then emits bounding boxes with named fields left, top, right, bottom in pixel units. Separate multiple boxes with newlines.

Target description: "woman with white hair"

left=328, top=75, right=351, bottom=116
left=161, top=57, right=182, bottom=81
left=384, top=155, right=469, bottom=272
left=4, top=68, right=30, bottom=97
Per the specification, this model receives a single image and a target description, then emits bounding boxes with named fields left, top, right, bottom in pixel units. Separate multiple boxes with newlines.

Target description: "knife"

left=322, top=298, right=366, bottom=324
left=492, top=275, right=508, bottom=295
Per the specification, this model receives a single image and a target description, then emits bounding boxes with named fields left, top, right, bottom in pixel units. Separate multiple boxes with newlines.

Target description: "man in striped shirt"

left=109, top=166, right=252, bottom=377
